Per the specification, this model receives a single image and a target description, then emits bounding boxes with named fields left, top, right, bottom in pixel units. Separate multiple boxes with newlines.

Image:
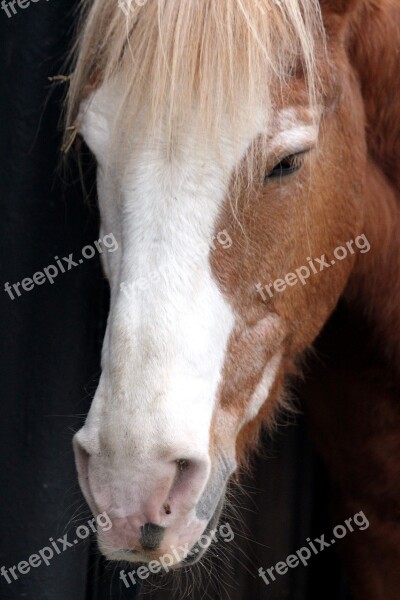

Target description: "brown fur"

left=304, top=3, right=400, bottom=597
left=208, top=2, right=400, bottom=597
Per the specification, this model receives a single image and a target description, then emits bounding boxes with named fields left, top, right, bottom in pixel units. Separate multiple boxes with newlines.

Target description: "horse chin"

left=180, top=493, right=226, bottom=567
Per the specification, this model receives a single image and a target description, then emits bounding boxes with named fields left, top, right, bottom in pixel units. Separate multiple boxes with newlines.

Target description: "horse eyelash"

left=263, top=152, right=305, bottom=183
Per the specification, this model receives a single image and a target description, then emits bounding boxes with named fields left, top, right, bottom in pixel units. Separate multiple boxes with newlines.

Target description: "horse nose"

left=73, top=434, right=89, bottom=479
left=73, top=429, right=211, bottom=546
left=73, top=432, right=101, bottom=513
left=140, top=523, right=165, bottom=550
left=106, top=456, right=209, bottom=524
left=108, top=519, right=166, bottom=552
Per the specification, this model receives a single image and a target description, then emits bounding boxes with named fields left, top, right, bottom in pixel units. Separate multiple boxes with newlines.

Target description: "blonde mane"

left=65, top=0, right=324, bottom=174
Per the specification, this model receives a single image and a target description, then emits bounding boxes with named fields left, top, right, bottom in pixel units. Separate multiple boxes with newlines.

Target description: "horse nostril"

left=73, top=436, right=91, bottom=481
left=176, top=458, right=190, bottom=471
left=140, top=523, right=165, bottom=551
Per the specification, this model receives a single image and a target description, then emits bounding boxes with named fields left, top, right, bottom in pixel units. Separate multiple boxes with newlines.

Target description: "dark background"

left=0, top=2, right=349, bottom=599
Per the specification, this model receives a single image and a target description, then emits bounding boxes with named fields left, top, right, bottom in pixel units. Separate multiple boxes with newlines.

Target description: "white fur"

left=245, top=353, right=282, bottom=423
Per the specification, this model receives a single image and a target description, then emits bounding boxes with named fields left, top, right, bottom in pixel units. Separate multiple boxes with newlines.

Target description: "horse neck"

left=345, top=1, right=400, bottom=374
left=349, top=1, right=400, bottom=190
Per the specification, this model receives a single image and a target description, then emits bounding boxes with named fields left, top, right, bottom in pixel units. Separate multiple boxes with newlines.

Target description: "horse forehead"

left=80, top=82, right=319, bottom=174
left=80, top=85, right=260, bottom=159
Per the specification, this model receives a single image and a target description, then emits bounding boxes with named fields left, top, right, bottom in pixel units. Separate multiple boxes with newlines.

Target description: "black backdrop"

left=0, top=1, right=132, bottom=598
left=0, top=3, right=348, bottom=599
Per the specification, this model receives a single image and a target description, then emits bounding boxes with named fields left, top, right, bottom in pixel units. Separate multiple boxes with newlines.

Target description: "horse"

left=65, top=1, right=400, bottom=597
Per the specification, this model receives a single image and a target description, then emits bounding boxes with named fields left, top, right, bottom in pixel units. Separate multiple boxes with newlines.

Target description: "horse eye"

left=264, top=153, right=304, bottom=183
